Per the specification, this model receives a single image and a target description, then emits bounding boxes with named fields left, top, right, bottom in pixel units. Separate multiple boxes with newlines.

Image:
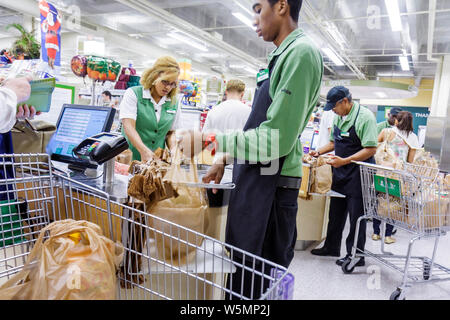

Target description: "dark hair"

left=267, top=0, right=303, bottom=22
left=396, top=111, right=414, bottom=136
left=387, top=113, right=397, bottom=126
left=102, top=91, right=112, bottom=98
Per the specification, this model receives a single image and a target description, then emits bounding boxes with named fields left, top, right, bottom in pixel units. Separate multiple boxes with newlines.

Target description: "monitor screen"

left=47, top=104, right=116, bottom=169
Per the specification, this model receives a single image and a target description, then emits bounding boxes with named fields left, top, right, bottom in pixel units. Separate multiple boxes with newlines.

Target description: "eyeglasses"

left=161, top=80, right=178, bottom=89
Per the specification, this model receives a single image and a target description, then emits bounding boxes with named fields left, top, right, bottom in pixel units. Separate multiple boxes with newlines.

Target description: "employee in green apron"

left=120, top=56, right=182, bottom=162
left=377, top=107, right=402, bottom=135
left=310, top=86, right=377, bottom=268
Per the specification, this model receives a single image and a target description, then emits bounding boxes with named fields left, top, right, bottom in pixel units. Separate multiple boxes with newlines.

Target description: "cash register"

left=47, top=104, right=128, bottom=187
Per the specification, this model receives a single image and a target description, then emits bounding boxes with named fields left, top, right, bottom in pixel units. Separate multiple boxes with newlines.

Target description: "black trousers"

left=324, top=195, right=367, bottom=256
left=226, top=187, right=299, bottom=300
left=373, top=219, right=394, bottom=236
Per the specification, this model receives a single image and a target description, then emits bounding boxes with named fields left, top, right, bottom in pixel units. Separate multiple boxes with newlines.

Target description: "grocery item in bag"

left=377, top=194, right=404, bottom=222
left=147, top=157, right=209, bottom=267
left=127, top=152, right=178, bottom=207
left=0, top=219, right=123, bottom=300
left=375, top=141, right=403, bottom=170
left=302, top=155, right=332, bottom=195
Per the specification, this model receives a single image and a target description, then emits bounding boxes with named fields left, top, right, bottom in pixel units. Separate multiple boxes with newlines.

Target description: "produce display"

left=71, top=55, right=121, bottom=83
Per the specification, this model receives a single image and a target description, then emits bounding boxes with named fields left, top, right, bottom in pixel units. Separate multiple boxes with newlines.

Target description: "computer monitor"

left=47, top=104, right=116, bottom=170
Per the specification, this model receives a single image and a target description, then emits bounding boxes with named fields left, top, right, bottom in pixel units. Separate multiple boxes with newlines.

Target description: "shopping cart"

left=342, top=161, right=450, bottom=300
left=0, top=154, right=294, bottom=300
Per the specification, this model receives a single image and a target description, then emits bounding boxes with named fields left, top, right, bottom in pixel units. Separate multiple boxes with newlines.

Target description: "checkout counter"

left=45, top=103, right=334, bottom=255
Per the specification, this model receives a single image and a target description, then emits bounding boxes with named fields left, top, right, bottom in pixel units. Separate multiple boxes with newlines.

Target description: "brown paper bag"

left=147, top=155, right=209, bottom=267
left=302, top=155, right=332, bottom=195
left=311, top=163, right=332, bottom=194
left=0, top=219, right=124, bottom=300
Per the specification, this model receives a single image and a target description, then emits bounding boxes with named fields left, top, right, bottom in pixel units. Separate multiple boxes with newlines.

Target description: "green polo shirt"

left=216, top=28, right=324, bottom=177
left=330, top=102, right=378, bottom=148
left=377, top=120, right=391, bottom=135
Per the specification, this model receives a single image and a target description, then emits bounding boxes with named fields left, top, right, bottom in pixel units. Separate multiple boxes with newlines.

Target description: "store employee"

left=178, top=0, right=323, bottom=299
left=310, top=86, right=377, bottom=268
left=120, top=56, right=182, bottom=162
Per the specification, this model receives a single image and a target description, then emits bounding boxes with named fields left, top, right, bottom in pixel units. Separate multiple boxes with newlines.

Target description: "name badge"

left=166, top=109, right=177, bottom=114
left=341, top=131, right=350, bottom=138
left=256, top=69, right=269, bottom=83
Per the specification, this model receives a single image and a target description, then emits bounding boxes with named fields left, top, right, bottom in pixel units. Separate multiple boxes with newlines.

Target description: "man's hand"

left=3, top=76, right=32, bottom=103
left=16, top=105, right=41, bottom=120
left=326, top=155, right=350, bottom=168
left=309, top=150, right=320, bottom=157
left=202, top=163, right=225, bottom=194
left=178, top=130, right=206, bottom=158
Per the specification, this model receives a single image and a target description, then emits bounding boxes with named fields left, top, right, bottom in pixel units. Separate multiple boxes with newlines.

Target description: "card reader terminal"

left=73, top=132, right=129, bottom=165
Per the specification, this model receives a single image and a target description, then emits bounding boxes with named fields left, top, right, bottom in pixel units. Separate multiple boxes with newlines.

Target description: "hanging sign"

left=39, top=0, right=62, bottom=69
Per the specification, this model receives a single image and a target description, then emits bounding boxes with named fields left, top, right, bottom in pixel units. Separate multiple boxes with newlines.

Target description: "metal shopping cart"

left=0, top=154, right=294, bottom=300
left=342, top=161, right=450, bottom=300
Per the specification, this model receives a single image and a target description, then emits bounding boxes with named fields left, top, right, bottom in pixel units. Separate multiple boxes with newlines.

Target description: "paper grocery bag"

left=147, top=154, right=209, bottom=267
left=312, top=163, right=332, bottom=194
left=0, top=219, right=124, bottom=300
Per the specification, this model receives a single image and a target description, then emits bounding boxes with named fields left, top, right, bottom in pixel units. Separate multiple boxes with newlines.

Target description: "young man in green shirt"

left=179, top=0, right=323, bottom=298
left=310, top=86, right=377, bottom=269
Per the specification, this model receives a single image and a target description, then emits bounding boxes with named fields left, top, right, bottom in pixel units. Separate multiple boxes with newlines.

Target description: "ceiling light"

left=385, top=0, right=402, bottom=32
left=232, top=12, right=256, bottom=30
left=154, top=37, right=179, bottom=45
left=374, top=91, right=388, bottom=98
left=167, top=32, right=209, bottom=52
left=322, top=48, right=345, bottom=66
left=233, top=0, right=254, bottom=16
left=243, top=66, right=258, bottom=75
left=399, top=56, right=410, bottom=71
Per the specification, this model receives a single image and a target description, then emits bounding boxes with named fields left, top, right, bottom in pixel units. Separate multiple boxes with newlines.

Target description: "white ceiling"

left=0, top=0, right=449, bottom=82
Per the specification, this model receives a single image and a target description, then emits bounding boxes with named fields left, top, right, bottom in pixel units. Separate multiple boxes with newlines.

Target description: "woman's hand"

left=140, top=148, right=155, bottom=163
left=309, top=150, right=320, bottom=157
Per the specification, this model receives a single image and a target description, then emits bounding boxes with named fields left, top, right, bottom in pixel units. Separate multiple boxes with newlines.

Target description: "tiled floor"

left=289, top=220, right=450, bottom=300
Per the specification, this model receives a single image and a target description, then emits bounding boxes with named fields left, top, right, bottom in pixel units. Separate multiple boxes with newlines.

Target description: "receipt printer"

left=73, top=132, right=129, bottom=165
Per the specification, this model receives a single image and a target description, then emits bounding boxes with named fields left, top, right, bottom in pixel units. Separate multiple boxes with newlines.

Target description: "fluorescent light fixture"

left=374, top=91, right=388, bottom=98
left=385, top=0, right=402, bottom=32
left=399, top=56, right=410, bottom=71
left=233, top=0, right=253, bottom=16
left=154, top=36, right=179, bottom=45
left=322, top=47, right=345, bottom=66
left=232, top=12, right=256, bottom=30
left=243, top=66, right=258, bottom=75
left=167, top=32, right=209, bottom=52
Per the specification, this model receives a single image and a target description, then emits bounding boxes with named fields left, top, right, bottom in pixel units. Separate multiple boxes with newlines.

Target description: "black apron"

left=225, top=54, right=288, bottom=257
left=332, top=105, right=375, bottom=198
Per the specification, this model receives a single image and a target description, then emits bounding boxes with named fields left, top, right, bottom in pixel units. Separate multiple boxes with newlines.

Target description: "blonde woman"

left=120, top=56, right=181, bottom=162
